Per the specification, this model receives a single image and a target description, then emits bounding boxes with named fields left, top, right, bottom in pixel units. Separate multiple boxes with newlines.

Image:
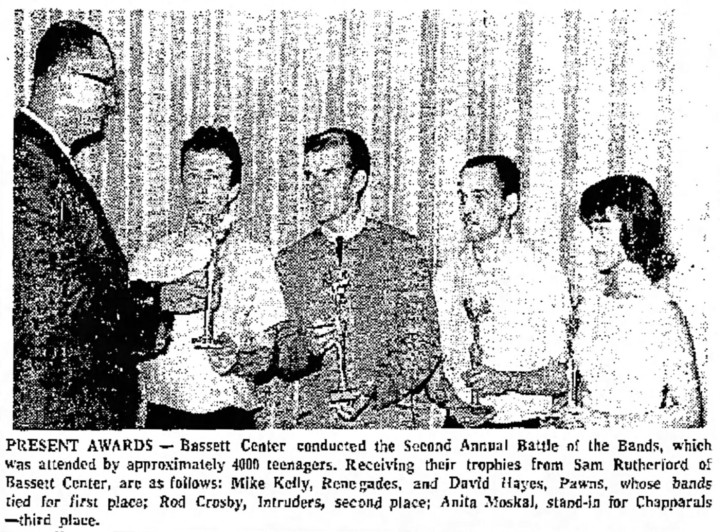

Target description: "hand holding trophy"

left=461, top=296, right=500, bottom=405
left=550, top=361, right=614, bottom=428
left=205, top=332, right=239, bottom=375
left=456, top=295, right=499, bottom=426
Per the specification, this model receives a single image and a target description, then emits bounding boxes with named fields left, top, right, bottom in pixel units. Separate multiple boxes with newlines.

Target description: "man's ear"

left=227, top=183, right=241, bottom=205
left=503, top=192, right=519, bottom=218
left=352, top=169, right=369, bottom=198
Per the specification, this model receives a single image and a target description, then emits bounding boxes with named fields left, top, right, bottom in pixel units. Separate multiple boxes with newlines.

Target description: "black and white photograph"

left=2, top=3, right=717, bottom=531
left=10, top=6, right=712, bottom=431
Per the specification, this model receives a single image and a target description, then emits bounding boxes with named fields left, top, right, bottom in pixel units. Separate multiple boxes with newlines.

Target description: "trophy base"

left=330, top=388, right=361, bottom=403
left=192, top=336, right=224, bottom=350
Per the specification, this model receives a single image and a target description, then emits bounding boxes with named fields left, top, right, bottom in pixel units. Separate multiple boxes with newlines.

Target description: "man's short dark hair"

left=461, top=155, right=521, bottom=199
left=181, top=126, right=243, bottom=188
left=580, top=174, right=676, bottom=283
left=33, top=20, right=108, bottom=80
left=304, top=128, right=371, bottom=177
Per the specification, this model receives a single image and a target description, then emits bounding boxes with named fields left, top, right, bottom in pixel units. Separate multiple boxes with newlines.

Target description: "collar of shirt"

left=20, top=107, right=75, bottom=163
left=320, top=211, right=367, bottom=244
left=460, top=237, right=518, bottom=279
left=181, top=210, right=238, bottom=249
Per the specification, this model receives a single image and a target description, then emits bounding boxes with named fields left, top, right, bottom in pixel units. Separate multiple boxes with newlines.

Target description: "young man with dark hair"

left=432, top=155, right=570, bottom=428
left=269, top=128, right=442, bottom=429
left=14, top=20, right=165, bottom=429
left=180, top=126, right=244, bottom=189
left=129, top=126, right=285, bottom=429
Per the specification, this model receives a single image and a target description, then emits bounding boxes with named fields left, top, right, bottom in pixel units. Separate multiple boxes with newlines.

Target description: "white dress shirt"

left=434, top=238, right=570, bottom=423
left=131, top=231, right=286, bottom=414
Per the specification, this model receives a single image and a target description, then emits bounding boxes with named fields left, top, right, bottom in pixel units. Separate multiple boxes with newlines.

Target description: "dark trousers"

left=146, top=402, right=257, bottom=430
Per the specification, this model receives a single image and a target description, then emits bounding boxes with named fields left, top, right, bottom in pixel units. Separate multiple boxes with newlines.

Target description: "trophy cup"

left=329, top=236, right=361, bottom=404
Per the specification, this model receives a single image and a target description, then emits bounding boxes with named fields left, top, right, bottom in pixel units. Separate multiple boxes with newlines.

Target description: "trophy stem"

left=470, top=326, right=482, bottom=407
left=337, top=315, right=348, bottom=391
left=568, top=357, right=579, bottom=409
left=193, top=246, right=220, bottom=349
left=203, top=256, right=215, bottom=341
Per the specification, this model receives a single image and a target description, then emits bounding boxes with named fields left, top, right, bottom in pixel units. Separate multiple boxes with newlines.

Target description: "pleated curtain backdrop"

left=14, top=9, right=709, bottom=392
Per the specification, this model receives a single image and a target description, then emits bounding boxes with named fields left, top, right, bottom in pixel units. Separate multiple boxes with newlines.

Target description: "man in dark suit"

left=268, top=128, right=442, bottom=429
left=14, top=20, right=165, bottom=429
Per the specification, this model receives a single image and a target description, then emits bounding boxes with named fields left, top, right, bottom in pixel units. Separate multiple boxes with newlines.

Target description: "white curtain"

left=14, top=8, right=710, bottom=394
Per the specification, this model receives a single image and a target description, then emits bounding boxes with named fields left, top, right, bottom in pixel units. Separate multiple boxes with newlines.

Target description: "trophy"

left=192, top=248, right=221, bottom=348
left=463, top=296, right=491, bottom=407
left=192, top=212, right=234, bottom=350
left=568, top=358, right=579, bottom=409
left=328, top=236, right=360, bottom=404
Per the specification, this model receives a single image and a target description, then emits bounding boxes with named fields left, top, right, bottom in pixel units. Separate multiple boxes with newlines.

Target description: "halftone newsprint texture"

left=11, top=8, right=711, bottom=431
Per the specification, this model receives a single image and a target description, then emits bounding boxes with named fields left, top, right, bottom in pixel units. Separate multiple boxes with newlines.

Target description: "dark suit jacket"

left=272, top=219, right=442, bottom=428
left=13, top=111, right=161, bottom=429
